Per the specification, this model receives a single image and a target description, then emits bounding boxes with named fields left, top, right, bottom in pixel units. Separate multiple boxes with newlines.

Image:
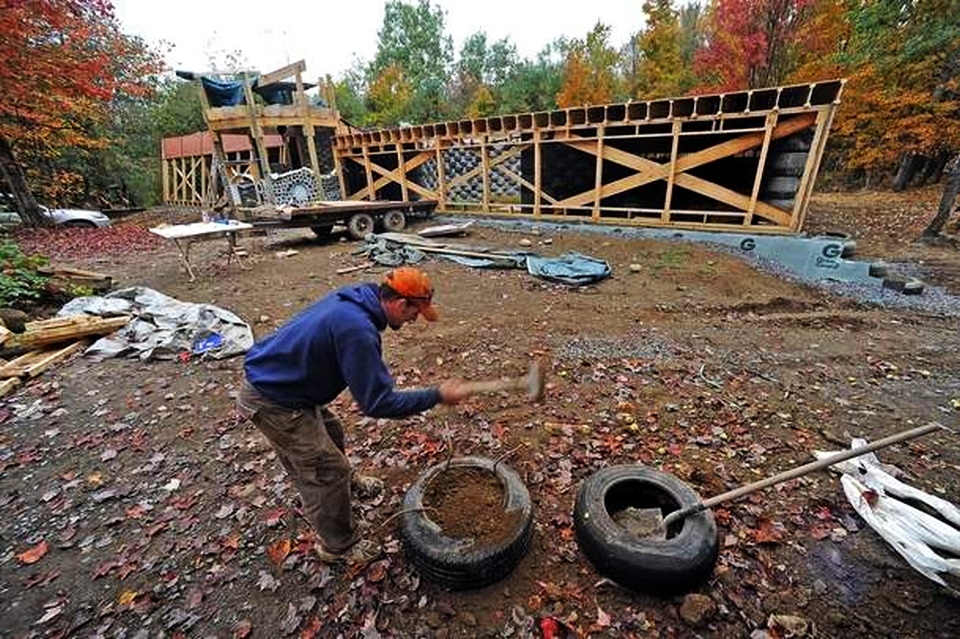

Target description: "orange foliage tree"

left=0, top=0, right=160, bottom=225
left=557, top=23, right=624, bottom=108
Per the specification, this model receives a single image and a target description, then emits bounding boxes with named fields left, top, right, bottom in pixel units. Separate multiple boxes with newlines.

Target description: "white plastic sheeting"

left=815, top=440, right=960, bottom=589
left=57, top=287, right=253, bottom=361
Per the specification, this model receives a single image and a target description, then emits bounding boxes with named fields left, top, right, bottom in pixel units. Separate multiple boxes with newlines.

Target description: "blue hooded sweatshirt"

left=244, top=283, right=441, bottom=417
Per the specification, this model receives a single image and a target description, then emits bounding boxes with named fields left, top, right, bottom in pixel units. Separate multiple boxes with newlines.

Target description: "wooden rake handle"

left=460, top=377, right=528, bottom=396
left=661, top=421, right=946, bottom=530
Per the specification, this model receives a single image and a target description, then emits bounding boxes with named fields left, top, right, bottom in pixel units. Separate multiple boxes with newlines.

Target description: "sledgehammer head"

left=525, top=359, right=548, bottom=402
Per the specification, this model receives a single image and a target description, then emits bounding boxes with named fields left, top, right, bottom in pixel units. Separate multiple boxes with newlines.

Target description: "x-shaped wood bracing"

left=347, top=151, right=437, bottom=201
left=553, top=113, right=816, bottom=227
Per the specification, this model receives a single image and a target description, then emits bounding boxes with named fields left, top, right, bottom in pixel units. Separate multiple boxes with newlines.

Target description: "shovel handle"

left=661, top=421, right=946, bottom=529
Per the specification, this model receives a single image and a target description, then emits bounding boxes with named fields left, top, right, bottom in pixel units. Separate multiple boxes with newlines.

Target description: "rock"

left=0, top=308, right=28, bottom=333
left=679, top=594, right=717, bottom=628
left=425, top=611, right=443, bottom=629
left=767, top=614, right=810, bottom=637
left=629, top=263, right=642, bottom=273
left=459, top=612, right=477, bottom=627
left=519, top=238, right=533, bottom=247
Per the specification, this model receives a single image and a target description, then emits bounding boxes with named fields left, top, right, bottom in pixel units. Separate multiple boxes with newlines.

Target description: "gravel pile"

left=553, top=332, right=679, bottom=362
left=451, top=217, right=960, bottom=317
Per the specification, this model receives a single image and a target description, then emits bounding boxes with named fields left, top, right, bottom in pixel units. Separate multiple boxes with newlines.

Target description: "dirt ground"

left=2, top=187, right=959, bottom=638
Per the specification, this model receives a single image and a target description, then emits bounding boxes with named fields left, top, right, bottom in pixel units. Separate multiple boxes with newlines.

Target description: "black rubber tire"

left=574, top=465, right=718, bottom=595
left=310, top=225, right=333, bottom=238
left=763, top=176, right=800, bottom=199
left=381, top=209, right=406, bottom=233
left=400, top=456, right=534, bottom=590
left=770, top=151, right=808, bottom=177
left=346, top=212, right=375, bottom=240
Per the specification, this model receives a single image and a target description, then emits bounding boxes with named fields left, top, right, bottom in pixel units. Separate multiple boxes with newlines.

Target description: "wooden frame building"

left=334, top=79, right=845, bottom=233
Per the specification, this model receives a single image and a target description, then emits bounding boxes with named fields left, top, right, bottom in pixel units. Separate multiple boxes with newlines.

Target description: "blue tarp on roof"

left=200, top=77, right=246, bottom=107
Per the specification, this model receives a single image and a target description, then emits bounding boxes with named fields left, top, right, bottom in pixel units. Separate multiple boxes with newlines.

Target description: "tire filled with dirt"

left=400, top=456, right=534, bottom=590
left=574, top=465, right=719, bottom=594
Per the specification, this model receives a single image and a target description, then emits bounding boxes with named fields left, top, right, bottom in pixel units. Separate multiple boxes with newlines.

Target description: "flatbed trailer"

left=241, top=199, right=437, bottom=239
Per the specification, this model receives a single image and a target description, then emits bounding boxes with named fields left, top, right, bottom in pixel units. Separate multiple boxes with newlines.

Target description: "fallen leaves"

left=17, top=540, right=48, bottom=565
left=13, top=225, right=164, bottom=260
left=267, top=538, right=292, bottom=566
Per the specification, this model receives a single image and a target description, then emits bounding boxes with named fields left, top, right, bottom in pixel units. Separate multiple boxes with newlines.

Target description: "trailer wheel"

left=382, top=210, right=406, bottom=233
left=347, top=213, right=375, bottom=240
left=574, top=465, right=718, bottom=595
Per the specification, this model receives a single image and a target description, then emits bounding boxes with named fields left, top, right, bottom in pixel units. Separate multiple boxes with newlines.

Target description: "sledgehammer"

left=461, top=360, right=547, bottom=402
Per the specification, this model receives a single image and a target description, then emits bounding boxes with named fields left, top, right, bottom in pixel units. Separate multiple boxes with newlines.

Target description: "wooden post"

left=481, top=136, right=490, bottom=212
left=534, top=129, right=542, bottom=218
left=435, top=140, right=447, bottom=210
left=162, top=158, right=170, bottom=204
left=396, top=144, right=409, bottom=201
left=362, top=146, right=375, bottom=200
left=592, top=125, right=604, bottom=221
left=745, top=112, right=778, bottom=226
left=793, top=106, right=836, bottom=231
left=297, top=69, right=325, bottom=199
left=662, top=120, right=681, bottom=222
left=242, top=72, right=272, bottom=181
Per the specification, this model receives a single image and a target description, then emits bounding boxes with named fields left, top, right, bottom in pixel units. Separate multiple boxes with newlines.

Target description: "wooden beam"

left=481, top=136, right=490, bottom=211
left=0, top=340, right=89, bottom=379
left=396, top=145, right=409, bottom=201
left=794, top=107, right=836, bottom=232
left=592, top=125, right=604, bottom=221
left=534, top=129, right=542, bottom=217
left=745, top=112, right=778, bottom=226
left=258, top=60, right=306, bottom=87
left=435, top=141, right=447, bottom=210
left=662, top=121, right=681, bottom=223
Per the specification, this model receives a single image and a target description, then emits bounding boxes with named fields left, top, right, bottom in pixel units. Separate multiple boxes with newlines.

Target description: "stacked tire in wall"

left=420, top=147, right=520, bottom=203
left=762, top=130, right=814, bottom=211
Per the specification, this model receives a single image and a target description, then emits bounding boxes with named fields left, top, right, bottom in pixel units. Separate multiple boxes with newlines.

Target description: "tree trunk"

left=893, top=153, right=922, bottom=191
left=922, top=154, right=960, bottom=238
left=0, top=134, right=49, bottom=227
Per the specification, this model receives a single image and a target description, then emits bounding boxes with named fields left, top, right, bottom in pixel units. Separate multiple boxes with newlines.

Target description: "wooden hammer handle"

left=460, top=377, right=525, bottom=396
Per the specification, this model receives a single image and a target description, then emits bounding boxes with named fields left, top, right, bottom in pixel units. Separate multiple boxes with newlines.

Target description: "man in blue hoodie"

left=238, top=267, right=468, bottom=563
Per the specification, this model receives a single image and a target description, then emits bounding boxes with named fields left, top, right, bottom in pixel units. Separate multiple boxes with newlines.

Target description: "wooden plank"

left=258, top=60, right=307, bottom=87
left=11, top=316, right=129, bottom=352
left=0, top=377, right=20, bottom=397
left=662, top=121, right=682, bottom=223
left=0, top=325, right=11, bottom=346
left=534, top=128, right=542, bottom=217
left=396, top=145, right=409, bottom=201
left=745, top=112, right=778, bottom=226
left=435, top=141, right=447, bottom=210
left=0, top=340, right=89, bottom=379
left=593, top=125, right=604, bottom=221
left=481, top=136, right=490, bottom=211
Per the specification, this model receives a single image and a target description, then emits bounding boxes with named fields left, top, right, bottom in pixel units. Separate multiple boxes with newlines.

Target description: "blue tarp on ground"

left=526, top=252, right=612, bottom=285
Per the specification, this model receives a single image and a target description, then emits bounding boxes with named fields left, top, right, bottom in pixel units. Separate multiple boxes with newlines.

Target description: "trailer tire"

left=400, top=456, right=534, bottom=590
left=347, top=212, right=375, bottom=240
left=574, top=465, right=718, bottom=595
left=381, top=210, right=406, bottom=233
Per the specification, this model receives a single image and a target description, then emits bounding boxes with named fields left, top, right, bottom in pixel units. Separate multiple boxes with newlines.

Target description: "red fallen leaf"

left=17, top=541, right=48, bottom=565
left=300, top=616, right=322, bottom=639
left=222, top=532, right=241, bottom=550
left=117, top=561, right=138, bottom=580
left=126, top=505, right=146, bottom=519
left=861, top=488, right=880, bottom=508
left=267, top=538, right=291, bottom=566
left=233, top=620, right=252, bottom=638
left=24, top=570, right=60, bottom=588
left=492, top=422, right=506, bottom=439
left=809, top=524, right=832, bottom=541
left=93, top=560, right=118, bottom=578
left=813, top=506, right=833, bottom=521
left=262, top=508, right=286, bottom=527
left=366, top=559, right=388, bottom=583
left=146, top=521, right=168, bottom=537
left=752, top=518, right=784, bottom=544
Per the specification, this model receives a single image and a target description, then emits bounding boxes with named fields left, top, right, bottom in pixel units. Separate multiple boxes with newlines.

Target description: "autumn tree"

left=0, top=0, right=160, bottom=225
left=499, top=42, right=566, bottom=114
left=450, top=32, right=518, bottom=117
left=557, top=23, right=625, bottom=107
left=695, top=0, right=817, bottom=91
left=366, top=0, right=453, bottom=125
left=633, top=0, right=688, bottom=99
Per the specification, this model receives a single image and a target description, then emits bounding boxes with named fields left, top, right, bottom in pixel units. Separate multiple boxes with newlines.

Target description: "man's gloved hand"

left=438, top=379, right=469, bottom=405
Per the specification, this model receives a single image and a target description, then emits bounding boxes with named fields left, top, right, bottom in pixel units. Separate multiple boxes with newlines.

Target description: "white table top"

left=149, top=220, right=253, bottom=240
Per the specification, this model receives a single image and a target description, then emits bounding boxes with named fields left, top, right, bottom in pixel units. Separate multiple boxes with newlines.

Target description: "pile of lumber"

left=0, top=314, right=130, bottom=397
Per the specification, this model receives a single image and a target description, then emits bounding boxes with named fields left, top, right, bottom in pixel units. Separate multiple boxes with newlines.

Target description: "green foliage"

left=366, top=0, right=453, bottom=124
left=0, top=240, right=49, bottom=306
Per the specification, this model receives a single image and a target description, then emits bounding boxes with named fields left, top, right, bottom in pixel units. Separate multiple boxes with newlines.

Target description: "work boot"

left=315, top=538, right=381, bottom=565
left=351, top=474, right=384, bottom=499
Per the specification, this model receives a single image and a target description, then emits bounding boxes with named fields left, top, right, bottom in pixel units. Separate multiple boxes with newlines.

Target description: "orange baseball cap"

left=384, top=267, right=439, bottom=321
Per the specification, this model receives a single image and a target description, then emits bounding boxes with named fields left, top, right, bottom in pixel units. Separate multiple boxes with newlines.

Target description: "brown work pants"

left=237, top=381, right=357, bottom=552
